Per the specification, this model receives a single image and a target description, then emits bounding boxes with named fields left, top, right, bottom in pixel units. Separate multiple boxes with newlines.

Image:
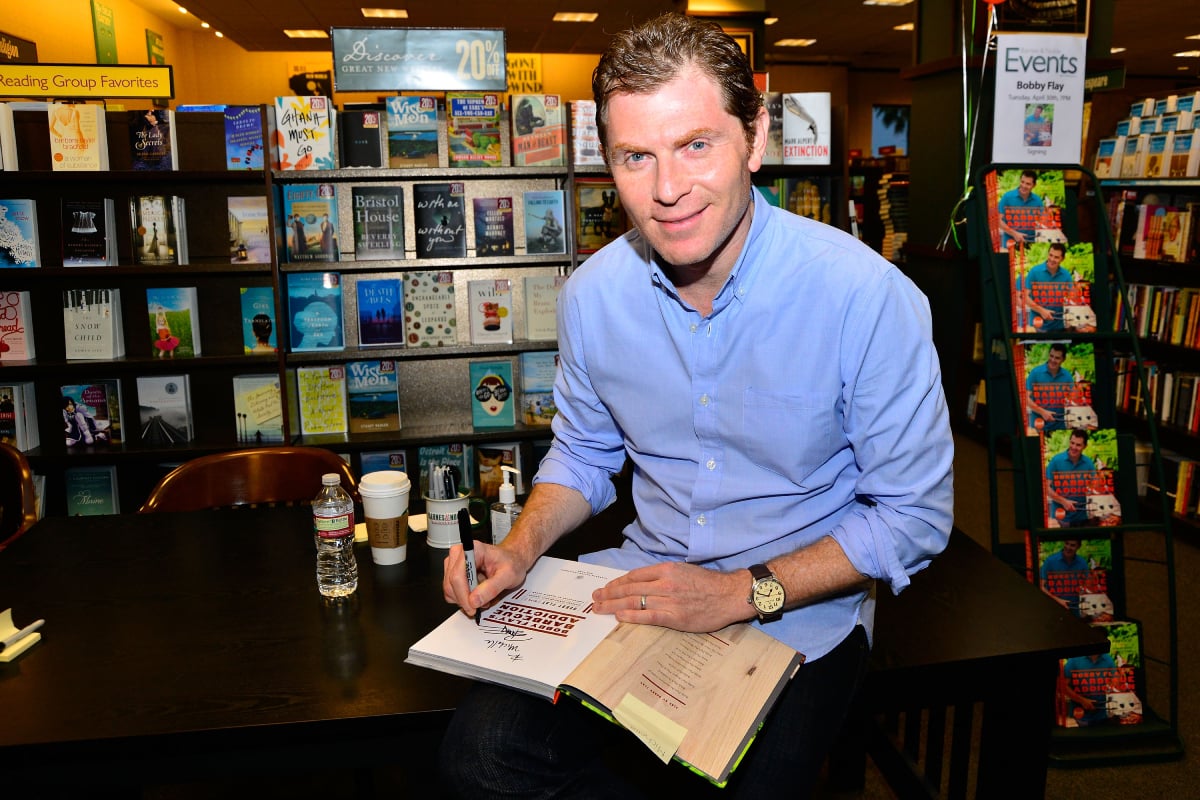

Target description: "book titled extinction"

left=446, top=92, right=502, bottom=168
left=385, top=95, right=439, bottom=168
left=352, top=186, right=405, bottom=261
left=228, top=196, right=271, bottom=263
left=62, top=288, right=124, bottom=360
left=469, top=359, right=515, bottom=428
left=146, top=286, right=201, bottom=359
left=62, top=198, right=118, bottom=266
left=283, top=183, right=339, bottom=263
left=273, top=96, right=335, bottom=171
left=131, top=195, right=187, bottom=266
left=356, top=277, right=405, bottom=347
left=407, top=556, right=803, bottom=787
left=287, top=271, right=345, bottom=352
left=472, top=196, right=514, bottom=256
left=468, top=279, right=513, bottom=345
left=346, top=358, right=401, bottom=434
left=0, top=198, right=40, bottom=268
left=414, top=182, right=467, bottom=258
left=128, top=109, right=177, bottom=171
left=404, top=271, right=457, bottom=347
left=781, top=92, right=831, bottom=166
left=224, top=105, right=265, bottom=170
left=523, top=190, right=567, bottom=255
left=511, top=94, right=566, bottom=167
left=240, top=286, right=277, bottom=354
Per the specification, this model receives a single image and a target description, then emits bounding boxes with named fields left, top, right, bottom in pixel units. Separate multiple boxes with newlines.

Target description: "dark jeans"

left=438, top=624, right=869, bottom=799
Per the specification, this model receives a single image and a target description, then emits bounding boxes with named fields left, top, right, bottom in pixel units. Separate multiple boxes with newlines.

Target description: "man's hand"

left=591, top=561, right=754, bottom=632
left=443, top=541, right=533, bottom=620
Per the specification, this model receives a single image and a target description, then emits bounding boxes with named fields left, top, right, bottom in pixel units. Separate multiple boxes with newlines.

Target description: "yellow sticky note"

left=612, top=692, right=687, bottom=765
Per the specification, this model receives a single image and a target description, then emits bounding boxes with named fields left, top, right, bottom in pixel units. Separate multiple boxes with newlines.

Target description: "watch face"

left=753, top=579, right=785, bottom=613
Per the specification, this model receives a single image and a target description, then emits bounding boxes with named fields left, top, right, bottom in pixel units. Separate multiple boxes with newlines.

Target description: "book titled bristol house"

left=352, top=186, right=405, bottom=261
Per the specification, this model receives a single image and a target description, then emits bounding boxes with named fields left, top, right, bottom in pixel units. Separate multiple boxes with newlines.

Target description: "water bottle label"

left=314, top=512, right=354, bottom=539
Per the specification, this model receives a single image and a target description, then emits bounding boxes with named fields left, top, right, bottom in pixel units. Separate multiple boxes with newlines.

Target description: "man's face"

left=1067, top=435, right=1086, bottom=460
left=1046, top=349, right=1065, bottom=373
left=1046, top=248, right=1064, bottom=272
left=604, top=64, right=766, bottom=276
left=1018, top=175, right=1036, bottom=199
left=1062, top=539, right=1080, bottom=558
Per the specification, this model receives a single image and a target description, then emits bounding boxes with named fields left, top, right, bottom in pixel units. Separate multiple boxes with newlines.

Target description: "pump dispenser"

left=489, top=466, right=523, bottom=545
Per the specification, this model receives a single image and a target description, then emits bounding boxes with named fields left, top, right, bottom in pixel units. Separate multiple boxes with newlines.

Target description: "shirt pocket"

left=742, top=388, right=838, bottom=482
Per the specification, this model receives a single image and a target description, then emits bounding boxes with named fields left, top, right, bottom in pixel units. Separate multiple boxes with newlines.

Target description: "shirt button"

left=706, top=459, right=716, bottom=470
left=699, top=394, right=710, bottom=406
left=690, top=324, right=698, bottom=333
left=696, top=514, right=707, bottom=526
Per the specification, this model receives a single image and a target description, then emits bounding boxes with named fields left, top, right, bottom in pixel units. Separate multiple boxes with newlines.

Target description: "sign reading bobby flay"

left=992, top=33, right=1087, bottom=165
left=331, top=28, right=506, bottom=92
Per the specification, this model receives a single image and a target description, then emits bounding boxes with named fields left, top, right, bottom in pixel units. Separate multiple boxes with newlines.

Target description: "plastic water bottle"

left=313, top=472, right=358, bottom=598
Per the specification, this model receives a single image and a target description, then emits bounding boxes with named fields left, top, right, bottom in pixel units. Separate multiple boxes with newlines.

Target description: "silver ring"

left=640, top=595, right=647, bottom=610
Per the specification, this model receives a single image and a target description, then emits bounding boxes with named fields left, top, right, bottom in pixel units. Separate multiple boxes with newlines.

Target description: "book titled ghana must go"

left=407, top=556, right=803, bottom=787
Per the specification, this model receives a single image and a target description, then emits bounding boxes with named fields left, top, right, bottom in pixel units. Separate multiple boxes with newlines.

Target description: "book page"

left=563, top=621, right=802, bottom=784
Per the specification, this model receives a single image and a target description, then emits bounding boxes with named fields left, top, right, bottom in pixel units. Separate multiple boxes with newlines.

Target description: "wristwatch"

left=747, top=563, right=785, bottom=623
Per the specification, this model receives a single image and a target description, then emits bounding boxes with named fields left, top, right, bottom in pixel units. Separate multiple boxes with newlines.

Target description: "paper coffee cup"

left=359, top=471, right=411, bottom=565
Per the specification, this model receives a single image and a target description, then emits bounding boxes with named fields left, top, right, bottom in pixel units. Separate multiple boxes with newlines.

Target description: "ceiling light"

left=177, top=6, right=187, bottom=13
left=863, top=0, right=913, bottom=6
left=1109, top=46, right=1125, bottom=54
left=215, top=32, right=223, bottom=38
left=284, top=30, right=330, bottom=39
left=1174, top=50, right=1200, bottom=58
left=1187, top=34, right=1200, bottom=40
left=553, top=12, right=598, bottom=22
left=894, top=23, right=914, bottom=31
left=200, top=21, right=210, bottom=29
left=775, top=39, right=817, bottom=47
left=764, top=17, right=778, bottom=25
left=362, top=8, right=409, bottom=18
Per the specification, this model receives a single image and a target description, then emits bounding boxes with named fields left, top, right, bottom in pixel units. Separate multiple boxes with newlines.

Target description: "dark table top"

left=0, top=509, right=1106, bottom=778
left=0, top=507, right=469, bottom=771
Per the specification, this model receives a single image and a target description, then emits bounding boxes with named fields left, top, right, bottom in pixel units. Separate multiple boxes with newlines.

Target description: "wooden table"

left=0, top=507, right=469, bottom=793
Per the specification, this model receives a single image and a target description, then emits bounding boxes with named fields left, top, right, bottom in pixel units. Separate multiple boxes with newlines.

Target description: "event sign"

left=992, top=33, right=1087, bottom=164
left=332, top=28, right=506, bottom=92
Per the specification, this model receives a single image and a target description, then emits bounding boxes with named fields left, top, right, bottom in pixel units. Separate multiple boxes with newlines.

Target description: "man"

left=439, top=13, right=953, bottom=798
left=1025, top=341, right=1074, bottom=432
left=1045, top=428, right=1096, bottom=527
left=1038, top=537, right=1088, bottom=614
left=1020, top=242, right=1072, bottom=332
left=997, top=169, right=1045, bottom=250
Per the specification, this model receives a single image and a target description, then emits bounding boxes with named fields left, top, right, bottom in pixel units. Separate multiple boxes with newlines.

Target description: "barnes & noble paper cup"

left=359, top=471, right=410, bottom=565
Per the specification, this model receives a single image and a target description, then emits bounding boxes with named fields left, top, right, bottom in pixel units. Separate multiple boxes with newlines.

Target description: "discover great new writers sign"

left=992, top=33, right=1087, bottom=165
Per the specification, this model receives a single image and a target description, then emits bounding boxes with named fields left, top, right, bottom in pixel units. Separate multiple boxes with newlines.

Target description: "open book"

left=407, top=556, right=804, bottom=786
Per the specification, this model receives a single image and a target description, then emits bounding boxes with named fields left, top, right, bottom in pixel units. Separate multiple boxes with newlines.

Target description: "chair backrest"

left=0, top=442, right=38, bottom=549
left=138, top=446, right=358, bottom=513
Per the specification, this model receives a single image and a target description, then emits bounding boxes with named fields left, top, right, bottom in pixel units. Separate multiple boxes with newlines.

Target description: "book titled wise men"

left=413, top=182, right=467, bottom=258
left=128, top=109, right=178, bottom=171
left=346, top=358, right=401, bottom=434
left=446, top=92, right=502, bottom=168
left=511, top=94, right=566, bottom=167
left=408, top=556, right=804, bottom=786
left=385, top=95, right=439, bottom=168
left=352, top=186, right=404, bottom=261
left=0, top=198, right=40, bottom=268
left=403, top=271, right=457, bottom=347
left=472, top=196, right=514, bottom=256
left=273, top=96, right=335, bottom=171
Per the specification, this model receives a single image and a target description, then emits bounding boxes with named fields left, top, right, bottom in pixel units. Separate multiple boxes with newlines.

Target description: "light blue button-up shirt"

left=535, top=189, right=954, bottom=660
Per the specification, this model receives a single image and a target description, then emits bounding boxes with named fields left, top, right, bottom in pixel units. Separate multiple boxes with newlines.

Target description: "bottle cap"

left=499, top=466, right=519, bottom=504
left=322, top=473, right=340, bottom=486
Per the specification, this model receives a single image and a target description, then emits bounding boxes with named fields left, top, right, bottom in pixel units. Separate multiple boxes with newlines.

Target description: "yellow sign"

left=0, top=64, right=174, bottom=99
left=505, top=53, right=543, bottom=94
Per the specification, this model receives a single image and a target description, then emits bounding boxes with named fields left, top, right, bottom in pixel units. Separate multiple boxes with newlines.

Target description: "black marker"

left=458, top=507, right=480, bottom=625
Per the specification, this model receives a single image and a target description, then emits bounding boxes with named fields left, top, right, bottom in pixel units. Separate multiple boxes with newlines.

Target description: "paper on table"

left=0, top=608, right=42, bottom=663
left=613, top=692, right=688, bottom=764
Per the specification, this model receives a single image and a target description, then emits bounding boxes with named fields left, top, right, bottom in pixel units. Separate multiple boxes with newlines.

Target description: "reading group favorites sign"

left=0, top=64, right=173, bottom=99
left=992, top=33, right=1086, bottom=165
left=331, top=28, right=506, bottom=93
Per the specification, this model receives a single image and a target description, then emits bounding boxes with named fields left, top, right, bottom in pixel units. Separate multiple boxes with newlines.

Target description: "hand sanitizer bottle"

left=489, top=466, right=522, bottom=545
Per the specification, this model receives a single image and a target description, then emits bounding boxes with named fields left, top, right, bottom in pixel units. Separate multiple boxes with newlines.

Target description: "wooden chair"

left=139, top=446, right=358, bottom=513
left=0, top=442, right=39, bottom=550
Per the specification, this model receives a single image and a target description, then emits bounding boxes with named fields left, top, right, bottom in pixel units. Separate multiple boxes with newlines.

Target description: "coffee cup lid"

left=359, top=470, right=411, bottom=497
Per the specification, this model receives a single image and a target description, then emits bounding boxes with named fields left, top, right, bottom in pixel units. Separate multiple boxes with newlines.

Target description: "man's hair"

left=1049, top=342, right=1068, bottom=357
left=1070, top=428, right=1089, bottom=445
left=591, top=12, right=761, bottom=158
left=1048, top=242, right=1067, bottom=257
left=1021, top=169, right=1038, bottom=182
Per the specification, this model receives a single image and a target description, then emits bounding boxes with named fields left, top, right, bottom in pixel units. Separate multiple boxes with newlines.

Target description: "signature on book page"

left=481, top=621, right=532, bottom=661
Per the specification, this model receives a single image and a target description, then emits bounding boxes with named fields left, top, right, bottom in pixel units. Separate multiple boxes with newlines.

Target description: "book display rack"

left=972, top=162, right=1183, bottom=765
